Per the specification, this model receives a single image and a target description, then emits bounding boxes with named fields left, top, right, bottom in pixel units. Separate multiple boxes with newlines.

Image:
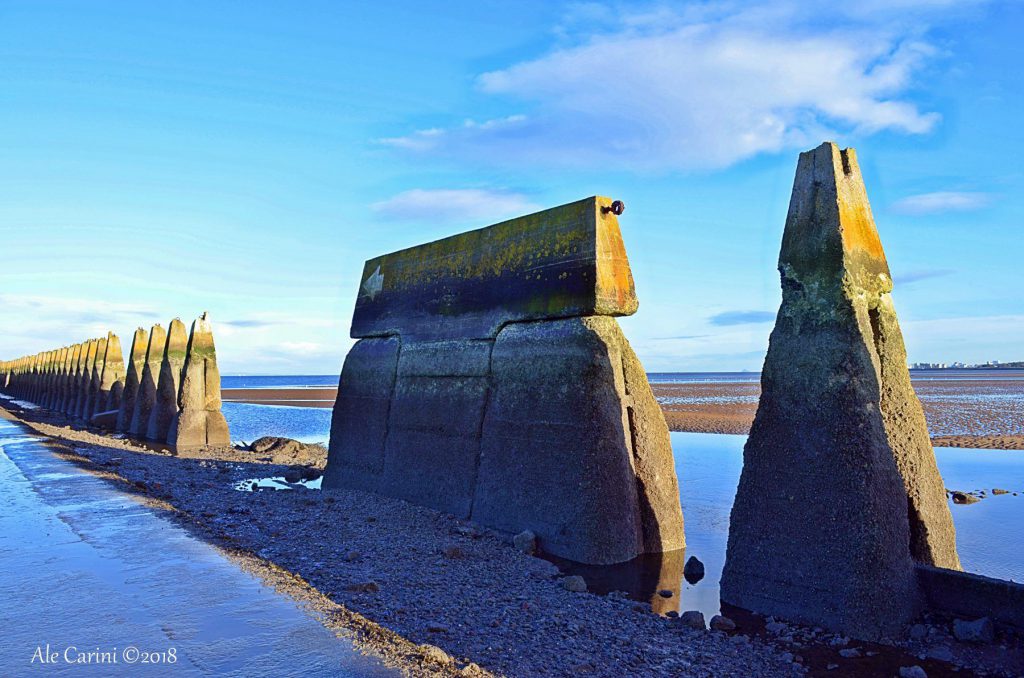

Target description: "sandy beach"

left=223, top=379, right=1024, bottom=450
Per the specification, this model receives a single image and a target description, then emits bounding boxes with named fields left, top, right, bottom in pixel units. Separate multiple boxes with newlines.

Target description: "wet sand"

left=224, top=380, right=1024, bottom=450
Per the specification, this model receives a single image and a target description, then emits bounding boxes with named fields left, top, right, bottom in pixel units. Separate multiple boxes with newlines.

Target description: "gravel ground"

left=1, top=404, right=796, bottom=678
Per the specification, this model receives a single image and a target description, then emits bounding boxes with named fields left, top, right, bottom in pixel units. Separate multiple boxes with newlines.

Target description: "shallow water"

left=221, top=401, right=1024, bottom=621
left=0, top=418, right=393, bottom=677
left=223, top=402, right=332, bottom=446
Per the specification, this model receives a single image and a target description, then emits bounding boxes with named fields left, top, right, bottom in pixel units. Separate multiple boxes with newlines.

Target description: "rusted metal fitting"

left=602, top=200, right=625, bottom=216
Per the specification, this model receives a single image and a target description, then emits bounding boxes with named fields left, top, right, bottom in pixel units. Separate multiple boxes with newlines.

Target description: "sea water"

left=220, top=395, right=1024, bottom=620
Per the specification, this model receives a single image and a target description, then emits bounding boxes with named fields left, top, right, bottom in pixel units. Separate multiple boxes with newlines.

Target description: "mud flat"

left=0, top=402, right=795, bottom=678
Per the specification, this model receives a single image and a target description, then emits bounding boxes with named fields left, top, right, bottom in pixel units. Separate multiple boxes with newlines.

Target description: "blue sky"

left=1, top=0, right=1021, bottom=373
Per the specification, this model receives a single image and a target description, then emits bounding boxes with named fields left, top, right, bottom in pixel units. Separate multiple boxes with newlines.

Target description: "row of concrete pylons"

left=0, top=313, right=230, bottom=451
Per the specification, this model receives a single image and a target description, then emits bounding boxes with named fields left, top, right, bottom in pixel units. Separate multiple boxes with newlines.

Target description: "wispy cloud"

left=709, top=310, right=776, bottom=326
left=893, top=268, right=955, bottom=285
left=378, top=1, right=961, bottom=170
left=372, top=188, right=540, bottom=224
left=221, top=319, right=280, bottom=329
left=890, top=191, right=992, bottom=215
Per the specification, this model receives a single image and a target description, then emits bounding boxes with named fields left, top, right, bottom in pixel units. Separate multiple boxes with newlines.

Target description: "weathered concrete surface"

left=116, top=328, right=148, bottom=433
left=73, top=339, right=99, bottom=419
left=916, top=564, right=1024, bottom=629
left=167, top=313, right=231, bottom=450
left=474, top=317, right=685, bottom=564
left=351, top=197, right=637, bottom=341
left=130, top=323, right=167, bottom=438
left=91, top=332, right=125, bottom=423
left=60, top=344, right=83, bottom=414
left=326, top=198, right=684, bottom=565
left=82, top=336, right=107, bottom=420
left=146, top=319, right=187, bottom=442
left=720, top=142, right=960, bottom=639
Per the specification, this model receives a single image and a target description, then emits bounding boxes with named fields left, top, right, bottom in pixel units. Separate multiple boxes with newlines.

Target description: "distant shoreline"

left=223, top=379, right=1024, bottom=451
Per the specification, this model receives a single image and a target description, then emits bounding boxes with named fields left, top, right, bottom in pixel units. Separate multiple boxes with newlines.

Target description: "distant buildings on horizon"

left=908, top=360, right=1024, bottom=369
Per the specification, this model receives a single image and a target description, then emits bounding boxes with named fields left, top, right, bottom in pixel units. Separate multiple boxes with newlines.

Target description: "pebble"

left=657, top=589, right=673, bottom=598
left=679, top=610, right=706, bottom=630
left=838, top=648, right=860, bottom=658
left=953, top=617, right=994, bottom=644
left=710, top=615, right=737, bottom=632
left=513, top=530, right=537, bottom=555
left=561, top=575, right=587, bottom=593
left=683, top=556, right=705, bottom=584
left=909, top=624, right=927, bottom=640
left=899, top=666, right=927, bottom=678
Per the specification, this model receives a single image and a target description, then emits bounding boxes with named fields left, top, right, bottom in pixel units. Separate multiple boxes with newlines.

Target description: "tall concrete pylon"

left=720, top=142, right=960, bottom=639
left=167, top=313, right=231, bottom=450
left=130, top=324, right=167, bottom=438
left=73, top=339, right=99, bottom=419
left=56, top=344, right=77, bottom=412
left=63, top=343, right=85, bottom=415
left=116, top=328, right=148, bottom=433
left=146, top=319, right=187, bottom=442
left=82, top=336, right=107, bottom=420
left=91, top=331, right=125, bottom=421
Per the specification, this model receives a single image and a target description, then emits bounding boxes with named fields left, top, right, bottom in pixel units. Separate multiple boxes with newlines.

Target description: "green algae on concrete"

left=720, top=142, right=960, bottom=640
left=146, top=319, right=188, bottom=442
left=351, top=197, right=638, bottom=341
left=167, top=313, right=231, bottom=450
left=326, top=197, right=684, bottom=565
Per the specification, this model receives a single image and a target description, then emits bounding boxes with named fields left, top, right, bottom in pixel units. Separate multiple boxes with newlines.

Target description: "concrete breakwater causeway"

left=0, top=312, right=230, bottom=452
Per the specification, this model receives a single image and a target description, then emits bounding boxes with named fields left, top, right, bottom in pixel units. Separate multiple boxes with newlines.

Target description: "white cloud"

left=380, top=1, right=957, bottom=170
left=890, top=191, right=992, bottom=215
left=371, top=188, right=540, bottom=224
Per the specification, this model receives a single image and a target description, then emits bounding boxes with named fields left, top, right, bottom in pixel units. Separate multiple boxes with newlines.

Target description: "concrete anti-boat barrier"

left=324, top=196, right=685, bottom=565
left=130, top=323, right=167, bottom=439
left=167, top=313, right=231, bottom=450
left=1, top=315, right=229, bottom=448
left=146, top=318, right=188, bottom=442
left=720, top=142, right=961, bottom=639
left=116, top=328, right=148, bottom=433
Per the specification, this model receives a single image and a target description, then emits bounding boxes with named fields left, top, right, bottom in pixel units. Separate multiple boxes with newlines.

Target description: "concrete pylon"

left=145, top=319, right=188, bottom=442
left=43, top=348, right=66, bottom=409
left=56, top=344, right=78, bottom=412
left=63, top=343, right=85, bottom=415
left=91, top=332, right=125, bottom=423
left=73, top=340, right=99, bottom=419
left=167, top=313, right=231, bottom=450
left=720, top=142, right=960, bottom=639
left=325, top=197, right=684, bottom=565
left=116, top=328, right=148, bottom=433
left=82, top=336, right=107, bottom=421
left=130, top=324, right=167, bottom=438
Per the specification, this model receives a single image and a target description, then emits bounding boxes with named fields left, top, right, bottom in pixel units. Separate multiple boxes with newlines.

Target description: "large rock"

left=129, top=323, right=166, bottom=438
left=167, top=313, right=231, bottom=450
left=145, top=319, right=187, bottom=442
left=720, top=142, right=960, bottom=639
left=324, top=197, right=685, bottom=564
left=116, top=328, right=148, bottom=433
